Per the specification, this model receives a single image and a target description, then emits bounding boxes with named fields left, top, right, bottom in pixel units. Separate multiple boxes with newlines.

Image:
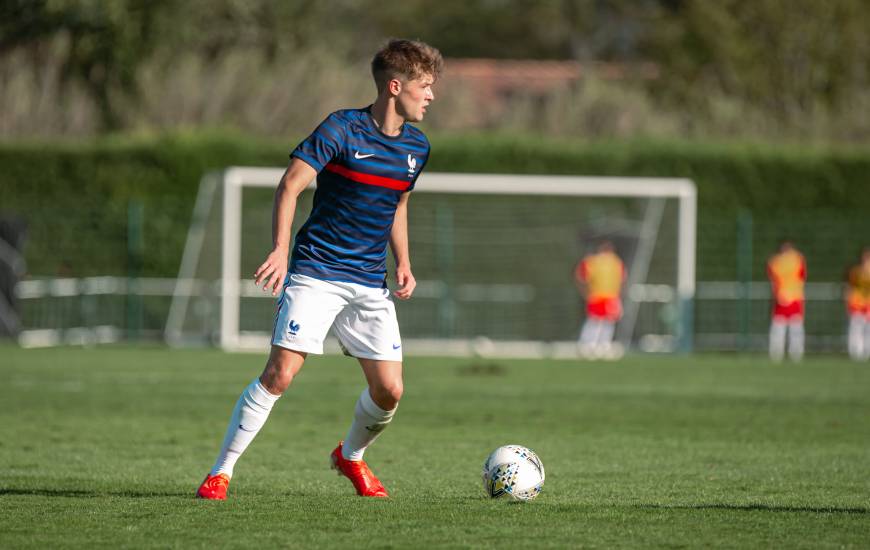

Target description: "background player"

left=575, top=240, right=626, bottom=359
left=766, top=240, right=806, bottom=362
left=196, top=39, right=442, bottom=500
left=845, top=247, right=870, bottom=361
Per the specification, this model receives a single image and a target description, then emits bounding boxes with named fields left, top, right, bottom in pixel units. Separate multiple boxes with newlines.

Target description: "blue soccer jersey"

left=289, top=106, right=430, bottom=287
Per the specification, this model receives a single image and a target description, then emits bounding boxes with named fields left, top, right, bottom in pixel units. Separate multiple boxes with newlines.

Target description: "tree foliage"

left=650, top=0, right=870, bottom=126
left=1, top=0, right=169, bottom=129
left=1, top=0, right=868, bottom=140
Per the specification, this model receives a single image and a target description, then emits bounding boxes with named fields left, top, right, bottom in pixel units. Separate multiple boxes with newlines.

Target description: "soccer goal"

left=166, top=167, right=696, bottom=357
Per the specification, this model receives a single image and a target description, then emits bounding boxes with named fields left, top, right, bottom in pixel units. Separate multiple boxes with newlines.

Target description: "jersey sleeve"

left=291, top=112, right=346, bottom=172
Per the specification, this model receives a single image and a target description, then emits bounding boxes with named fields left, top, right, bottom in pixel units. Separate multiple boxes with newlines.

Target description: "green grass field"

left=1, top=346, right=869, bottom=548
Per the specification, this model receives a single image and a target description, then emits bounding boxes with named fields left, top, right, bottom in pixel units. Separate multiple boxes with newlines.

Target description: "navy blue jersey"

left=289, top=106, right=430, bottom=287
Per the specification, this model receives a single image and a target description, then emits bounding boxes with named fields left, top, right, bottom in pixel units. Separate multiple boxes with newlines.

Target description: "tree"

left=1, top=0, right=167, bottom=130
left=649, top=0, right=870, bottom=126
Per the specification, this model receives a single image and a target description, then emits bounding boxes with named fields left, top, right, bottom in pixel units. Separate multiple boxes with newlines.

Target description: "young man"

left=574, top=240, right=626, bottom=359
left=766, top=240, right=806, bottom=362
left=845, top=247, right=870, bottom=361
left=196, top=39, right=443, bottom=500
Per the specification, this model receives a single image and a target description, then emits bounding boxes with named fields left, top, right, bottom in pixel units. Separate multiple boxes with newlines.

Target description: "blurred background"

left=3, top=0, right=869, bottom=140
left=1, top=0, right=869, bottom=355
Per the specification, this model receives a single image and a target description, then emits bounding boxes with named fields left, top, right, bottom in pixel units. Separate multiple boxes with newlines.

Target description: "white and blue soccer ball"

left=482, top=444, right=545, bottom=501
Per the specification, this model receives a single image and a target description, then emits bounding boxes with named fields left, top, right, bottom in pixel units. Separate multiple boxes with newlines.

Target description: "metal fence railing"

left=12, top=277, right=853, bottom=354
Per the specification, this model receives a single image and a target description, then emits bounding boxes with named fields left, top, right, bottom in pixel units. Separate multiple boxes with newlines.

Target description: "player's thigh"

left=272, top=274, right=348, bottom=354
left=333, top=287, right=402, bottom=362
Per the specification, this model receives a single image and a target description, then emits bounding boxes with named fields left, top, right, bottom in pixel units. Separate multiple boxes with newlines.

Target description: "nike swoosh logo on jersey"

left=354, top=151, right=375, bottom=159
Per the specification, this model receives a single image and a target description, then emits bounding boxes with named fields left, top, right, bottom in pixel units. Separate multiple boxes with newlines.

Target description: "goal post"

left=167, top=167, right=696, bottom=356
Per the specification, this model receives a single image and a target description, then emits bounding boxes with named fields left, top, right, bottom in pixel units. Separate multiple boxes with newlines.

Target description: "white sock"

left=579, top=319, right=599, bottom=346
left=863, top=318, right=870, bottom=361
left=788, top=320, right=804, bottom=361
left=769, top=321, right=786, bottom=362
left=342, top=388, right=396, bottom=461
left=210, top=378, right=280, bottom=477
left=848, top=314, right=865, bottom=360
left=597, top=321, right=615, bottom=346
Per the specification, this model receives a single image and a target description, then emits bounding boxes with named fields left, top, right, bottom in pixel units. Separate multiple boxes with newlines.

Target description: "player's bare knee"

left=259, top=366, right=291, bottom=395
left=371, top=381, right=403, bottom=409
left=387, top=381, right=404, bottom=403
left=261, top=351, right=304, bottom=394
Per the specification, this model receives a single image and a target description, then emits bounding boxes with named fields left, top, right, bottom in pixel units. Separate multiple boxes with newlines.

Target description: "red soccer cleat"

left=196, top=473, right=230, bottom=500
left=330, top=442, right=389, bottom=498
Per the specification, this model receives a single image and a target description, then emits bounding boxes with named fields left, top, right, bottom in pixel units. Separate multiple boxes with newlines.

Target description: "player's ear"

left=388, top=78, right=402, bottom=96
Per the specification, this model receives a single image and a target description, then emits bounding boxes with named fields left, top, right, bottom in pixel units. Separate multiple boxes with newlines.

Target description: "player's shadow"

left=636, top=503, right=870, bottom=515
left=0, top=488, right=189, bottom=498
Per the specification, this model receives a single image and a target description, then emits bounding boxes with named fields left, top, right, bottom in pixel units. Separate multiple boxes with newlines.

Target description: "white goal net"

left=166, top=168, right=696, bottom=357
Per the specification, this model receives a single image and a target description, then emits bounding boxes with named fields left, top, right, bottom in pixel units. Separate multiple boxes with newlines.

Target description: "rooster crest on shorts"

left=288, top=320, right=300, bottom=335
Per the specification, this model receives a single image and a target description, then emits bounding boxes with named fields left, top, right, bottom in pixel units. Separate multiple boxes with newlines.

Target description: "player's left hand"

left=393, top=266, right=416, bottom=300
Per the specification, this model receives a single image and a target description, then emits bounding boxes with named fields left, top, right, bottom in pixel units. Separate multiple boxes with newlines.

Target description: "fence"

left=4, top=194, right=868, bottom=355
left=13, top=276, right=854, bottom=354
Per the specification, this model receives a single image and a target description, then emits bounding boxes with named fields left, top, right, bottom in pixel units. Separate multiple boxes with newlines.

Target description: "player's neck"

left=370, top=98, right=405, bottom=137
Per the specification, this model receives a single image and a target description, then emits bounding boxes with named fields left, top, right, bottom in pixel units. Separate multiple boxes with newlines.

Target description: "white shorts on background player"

left=271, top=274, right=402, bottom=361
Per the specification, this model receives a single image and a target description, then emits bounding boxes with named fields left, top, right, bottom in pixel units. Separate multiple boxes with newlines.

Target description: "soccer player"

left=574, top=240, right=626, bottom=359
left=845, top=247, right=870, bottom=361
left=766, top=240, right=806, bottom=362
left=196, top=39, right=442, bottom=500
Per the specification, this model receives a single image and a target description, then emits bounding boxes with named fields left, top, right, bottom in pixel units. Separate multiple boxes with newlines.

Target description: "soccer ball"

left=482, top=444, right=545, bottom=501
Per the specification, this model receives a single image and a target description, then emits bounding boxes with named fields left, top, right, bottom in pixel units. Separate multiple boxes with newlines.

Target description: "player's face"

left=396, top=74, right=435, bottom=123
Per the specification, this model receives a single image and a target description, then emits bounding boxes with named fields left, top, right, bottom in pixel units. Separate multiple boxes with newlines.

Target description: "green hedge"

left=428, top=135, right=870, bottom=212
left=0, top=134, right=288, bottom=276
left=2, top=132, right=869, bottom=277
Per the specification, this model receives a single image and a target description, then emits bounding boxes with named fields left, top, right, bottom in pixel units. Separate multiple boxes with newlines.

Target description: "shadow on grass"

left=635, top=503, right=869, bottom=515
left=0, top=488, right=188, bottom=498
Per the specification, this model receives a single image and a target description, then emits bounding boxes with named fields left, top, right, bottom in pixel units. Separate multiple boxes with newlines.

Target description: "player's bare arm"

left=253, top=158, right=316, bottom=295
left=574, top=265, right=588, bottom=297
left=389, top=191, right=415, bottom=300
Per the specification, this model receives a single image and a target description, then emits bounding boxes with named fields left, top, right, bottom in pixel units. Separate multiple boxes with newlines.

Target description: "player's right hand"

left=254, top=250, right=288, bottom=296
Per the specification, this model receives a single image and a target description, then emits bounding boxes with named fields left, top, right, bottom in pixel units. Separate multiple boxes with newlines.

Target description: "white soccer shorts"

left=271, top=273, right=403, bottom=361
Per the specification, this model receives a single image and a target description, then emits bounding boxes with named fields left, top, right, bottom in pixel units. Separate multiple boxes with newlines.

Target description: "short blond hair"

left=371, top=39, right=443, bottom=93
